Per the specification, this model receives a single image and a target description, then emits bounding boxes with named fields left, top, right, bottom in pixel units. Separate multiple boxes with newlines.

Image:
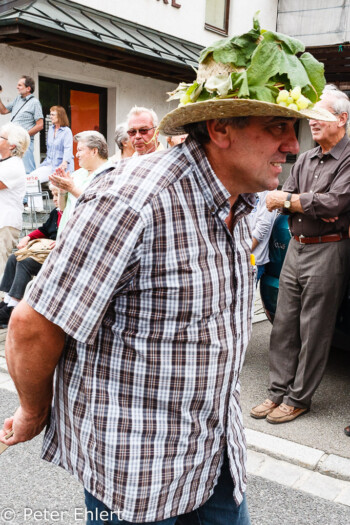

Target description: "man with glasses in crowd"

left=126, top=106, right=163, bottom=156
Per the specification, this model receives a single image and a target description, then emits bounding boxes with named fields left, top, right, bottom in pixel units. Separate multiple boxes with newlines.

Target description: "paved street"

left=1, top=306, right=350, bottom=524
left=1, top=385, right=349, bottom=525
left=247, top=475, right=350, bottom=525
left=241, top=319, right=350, bottom=460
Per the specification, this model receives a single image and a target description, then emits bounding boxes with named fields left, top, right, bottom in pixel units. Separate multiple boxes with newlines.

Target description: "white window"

left=205, top=0, right=230, bottom=35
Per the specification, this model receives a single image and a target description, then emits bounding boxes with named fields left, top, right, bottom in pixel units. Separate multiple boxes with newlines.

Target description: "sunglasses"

left=127, top=127, right=155, bottom=137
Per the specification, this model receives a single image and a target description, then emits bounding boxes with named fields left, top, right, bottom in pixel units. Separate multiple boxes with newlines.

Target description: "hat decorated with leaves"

left=159, top=14, right=336, bottom=135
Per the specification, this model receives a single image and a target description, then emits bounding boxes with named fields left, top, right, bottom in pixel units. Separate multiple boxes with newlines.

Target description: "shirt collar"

left=91, top=159, right=115, bottom=179
left=312, top=133, right=350, bottom=160
left=182, top=137, right=255, bottom=215
left=21, top=94, right=33, bottom=101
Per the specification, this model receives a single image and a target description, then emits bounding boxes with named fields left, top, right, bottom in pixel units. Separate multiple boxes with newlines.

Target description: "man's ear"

left=206, top=120, right=232, bottom=149
left=338, top=112, right=348, bottom=128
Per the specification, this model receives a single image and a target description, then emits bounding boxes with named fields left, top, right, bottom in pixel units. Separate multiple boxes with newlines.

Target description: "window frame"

left=204, top=0, right=230, bottom=36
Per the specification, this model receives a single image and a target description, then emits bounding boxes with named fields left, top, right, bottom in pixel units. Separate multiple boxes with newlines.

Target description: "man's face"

left=17, top=78, right=31, bottom=98
left=224, top=117, right=299, bottom=193
left=309, top=97, right=342, bottom=146
left=127, top=112, right=157, bottom=155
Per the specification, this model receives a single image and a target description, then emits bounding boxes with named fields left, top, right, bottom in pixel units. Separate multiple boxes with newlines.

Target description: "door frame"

left=39, top=76, right=107, bottom=156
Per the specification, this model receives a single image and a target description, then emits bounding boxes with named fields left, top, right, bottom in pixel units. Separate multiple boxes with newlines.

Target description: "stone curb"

left=247, top=449, right=350, bottom=507
left=246, top=428, right=350, bottom=504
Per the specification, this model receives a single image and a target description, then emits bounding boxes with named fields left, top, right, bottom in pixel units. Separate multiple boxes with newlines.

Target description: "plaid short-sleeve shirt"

left=27, top=138, right=255, bottom=523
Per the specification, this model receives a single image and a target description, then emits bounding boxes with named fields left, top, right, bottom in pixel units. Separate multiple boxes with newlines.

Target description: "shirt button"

left=210, top=206, right=215, bottom=213
left=320, top=160, right=324, bottom=163
left=298, top=218, right=302, bottom=222
left=315, top=175, right=318, bottom=178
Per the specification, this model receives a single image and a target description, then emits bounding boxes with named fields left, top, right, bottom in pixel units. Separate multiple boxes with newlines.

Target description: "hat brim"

left=159, top=98, right=336, bottom=136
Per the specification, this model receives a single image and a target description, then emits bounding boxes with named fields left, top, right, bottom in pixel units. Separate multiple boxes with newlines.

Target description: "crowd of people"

left=0, top=21, right=349, bottom=523
left=0, top=78, right=182, bottom=322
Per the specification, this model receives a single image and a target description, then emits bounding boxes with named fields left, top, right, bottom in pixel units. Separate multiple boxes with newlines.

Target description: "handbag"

left=14, top=238, right=54, bottom=264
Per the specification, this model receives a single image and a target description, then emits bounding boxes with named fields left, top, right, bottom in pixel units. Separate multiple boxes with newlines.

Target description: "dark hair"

left=183, top=117, right=250, bottom=145
left=50, top=105, right=70, bottom=127
left=21, top=75, right=35, bottom=94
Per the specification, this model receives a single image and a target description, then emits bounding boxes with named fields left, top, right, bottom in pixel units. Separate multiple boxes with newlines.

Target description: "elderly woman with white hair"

left=0, top=122, right=30, bottom=277
left=110, top=122, right=134, bottom=161
left=49, top=130, right=115, bottom=237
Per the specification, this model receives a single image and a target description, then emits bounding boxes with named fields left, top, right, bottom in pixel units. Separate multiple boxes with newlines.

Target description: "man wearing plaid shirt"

left=0, top=113, right=300, bottom=524
left=0, top=26, right=335, bottom=520
left=0, top=75, right=43, bottom=173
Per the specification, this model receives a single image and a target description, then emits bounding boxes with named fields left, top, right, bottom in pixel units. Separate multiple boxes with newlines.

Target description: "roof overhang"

left=0, top=0, right=202, bottom=83
left=306, top=44, right=350, bottom=86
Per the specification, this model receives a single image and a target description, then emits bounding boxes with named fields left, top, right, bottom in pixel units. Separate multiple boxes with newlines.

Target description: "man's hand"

left=321, top=217, right=338, bottom=223
left=266, top=190, right=287, bottom=211
left=0, top=405, right=50, bottom=446
left=0, top=98, right=10, bottom=115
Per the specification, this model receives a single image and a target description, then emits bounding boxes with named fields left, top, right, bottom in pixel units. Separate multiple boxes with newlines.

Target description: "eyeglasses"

left=0, top=136, right=8, bottom=141
left=127, top=127, right=155, bottom=137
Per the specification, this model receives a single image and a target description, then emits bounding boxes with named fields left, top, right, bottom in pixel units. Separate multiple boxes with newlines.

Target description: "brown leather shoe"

left=250, top=399, right=279, bottom=419
left=266, top=403, right=308, bottom=424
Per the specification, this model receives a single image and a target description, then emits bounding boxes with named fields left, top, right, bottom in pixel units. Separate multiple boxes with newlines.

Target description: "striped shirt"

left=26, top=138, right=255, bottom=523
left=6, top=94, right=43, bottom=140
left=41, top=125, right=74, bottom=173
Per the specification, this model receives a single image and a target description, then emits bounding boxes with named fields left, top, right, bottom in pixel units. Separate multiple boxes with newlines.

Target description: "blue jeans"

left=23, top=140, right=36, bottom=205
left=84, top=452, right=251, bottom=525
left=22, top=140, right=36, bottom=173
left=256, top=264, right=265, bottom=284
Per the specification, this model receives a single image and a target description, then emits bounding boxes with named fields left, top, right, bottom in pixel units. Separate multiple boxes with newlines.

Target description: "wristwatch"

left=283, top=192, right=292, bottom=210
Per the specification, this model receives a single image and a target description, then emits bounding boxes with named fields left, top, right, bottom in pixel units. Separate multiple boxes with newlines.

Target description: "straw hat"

left=159, top=98, right=335, bottom=136
left=159, top=22, right=336, bottom=136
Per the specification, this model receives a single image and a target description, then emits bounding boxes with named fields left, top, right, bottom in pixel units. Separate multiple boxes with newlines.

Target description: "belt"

left=293, top=232, right=349, bottom=244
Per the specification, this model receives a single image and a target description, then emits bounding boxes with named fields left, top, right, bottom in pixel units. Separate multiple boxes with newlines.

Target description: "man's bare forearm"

left=251, top=237, right=259, bottom=251
left=27, top=118, right=44, bottom=137
left=266, top=190, right=304, bottom=213
left=6, top=301, right=65, bottom=414
left=0, top=99, right=9, bottom=115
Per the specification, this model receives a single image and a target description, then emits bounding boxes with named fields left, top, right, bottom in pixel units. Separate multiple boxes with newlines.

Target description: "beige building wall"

left=1, top=1, right=279, bottom=164
left=70, top=0, right=278, bottom=45
left=0, top=45, right=176, bottom=164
